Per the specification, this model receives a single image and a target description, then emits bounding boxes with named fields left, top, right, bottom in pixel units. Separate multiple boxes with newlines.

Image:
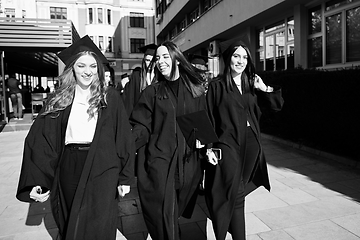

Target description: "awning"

left=0, top=17, right=80, bottom=76
left=0, top=17, right=80, bottom=122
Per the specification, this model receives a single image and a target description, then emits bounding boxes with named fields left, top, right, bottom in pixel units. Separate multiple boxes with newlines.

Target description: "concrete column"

left=294, top=4, right=308, bottom=69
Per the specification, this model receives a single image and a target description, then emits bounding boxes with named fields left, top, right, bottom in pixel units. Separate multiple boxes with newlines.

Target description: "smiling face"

left=230, top=46, right=248, bottom=77
left=73, top=54, right=98, bottom=89
left=144, top=54, right=153, bottom=68
left=155, top=45, right=178, bottom=80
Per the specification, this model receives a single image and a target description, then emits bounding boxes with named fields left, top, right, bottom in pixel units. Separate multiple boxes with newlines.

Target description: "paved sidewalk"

left=1, top=114, right=360, bottom=240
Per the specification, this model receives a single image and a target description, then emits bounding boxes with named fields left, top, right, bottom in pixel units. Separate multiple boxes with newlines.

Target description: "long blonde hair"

left=42, top=51, right=107, bottom=118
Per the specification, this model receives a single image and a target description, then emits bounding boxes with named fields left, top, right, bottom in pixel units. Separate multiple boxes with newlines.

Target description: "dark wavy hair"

left=42, top=51, right=107, bottom=119
left=140, top=54, right=155, bottom=91
left=222, top=41, right=256, bottom=94
left=153, top=41, right=205, bottom=97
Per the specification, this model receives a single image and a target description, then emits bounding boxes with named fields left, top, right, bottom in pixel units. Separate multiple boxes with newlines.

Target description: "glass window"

left=98, top=8, right=103, bottom=24
left=204, top=0, right=210, bottom=11
left=257, top=30, right=264, bottom=70
left=107, top=37, right=113, bottom=52
left=107, top=9, right=111, bottom=25
left=326, top=0, right=360, bottom=11
left=169, top=27, right=176, bottom=39
left=99, top=36, right=104, bottom=50
left=346, top=6, right=360, bottom=62
left=326, top=13, right=342, bottom=64
left=130, top=38, right=145, bottom=53
left=258, top=17, right=294, bottom=71
left=5, top=8, right=15, bottom=18
left=265, top=35, right=275, bottom=71
left=130, top=12, right=144, bottom=28
left=178, top=19, right=186, bottom=32
left=89, top=8, right=93, bottom=24
left=190, top=8, right=199, bottom=22
left=275, top=31, right=285, bottom=70
left=50, top=7, right=67, bottom=19
left=287, top=43, right=295, bottom=69
left=308, top=37, right=323, bottom=67
left=309, top=6, right=322, bottom=34
left=287, top=18, right=295, bottom=41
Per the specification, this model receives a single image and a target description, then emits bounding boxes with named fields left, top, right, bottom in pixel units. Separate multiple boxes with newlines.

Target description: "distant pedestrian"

left=33, top=83, right=45, bottom=93
left=6, top=73, right=23, bottom=120
left=16, top=35, right=135, bottom=240
left=190, top=54, right=211, bottom=91
left=105, top=63, right=115, bottom=88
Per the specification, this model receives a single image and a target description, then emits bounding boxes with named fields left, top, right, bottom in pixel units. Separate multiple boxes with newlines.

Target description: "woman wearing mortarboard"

left=122, top=43, right=157, bottom=116
left=16, top=35, right=135, bottom=240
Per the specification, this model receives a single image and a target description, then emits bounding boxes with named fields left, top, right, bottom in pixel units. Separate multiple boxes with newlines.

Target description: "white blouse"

left=233, top=75, right=250, bottom=127
left=65, top=86, right=98, bottom=145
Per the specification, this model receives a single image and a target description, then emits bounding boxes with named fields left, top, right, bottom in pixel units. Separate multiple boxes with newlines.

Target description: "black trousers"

left=59, top=144, right=89, bottom=212
left=229, top=127, right=260, bottom=240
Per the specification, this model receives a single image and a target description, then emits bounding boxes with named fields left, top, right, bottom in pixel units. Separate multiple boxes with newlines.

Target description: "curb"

left=261, top=133, right=360, bottom=169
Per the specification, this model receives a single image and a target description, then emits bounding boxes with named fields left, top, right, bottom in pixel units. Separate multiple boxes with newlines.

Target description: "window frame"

left=130, top=38, right=145, bottom=53
left=50, top=7, right=67, bottom=20
left=98, top=8, right=103, bottom=24
left=308, top=1, right=360, bottom=68
left=257, top=17, right=295, bottom=71
left=130, top=12, right=145, bottom=28
left=107, top=9, right=112, bottom=25
left=88, top=8, right=93, bottom=24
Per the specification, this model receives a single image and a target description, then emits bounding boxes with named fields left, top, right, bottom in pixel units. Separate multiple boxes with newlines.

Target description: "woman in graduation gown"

left=205, top=40, right=284, bottom=240
left=130, top=41, right=207, bottom=240
left=16, top=35, right=135, bottom=240
left=122, top=43, right=157, bottom=116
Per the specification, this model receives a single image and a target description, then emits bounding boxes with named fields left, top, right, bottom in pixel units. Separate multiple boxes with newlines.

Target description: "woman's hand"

left=254, top=74, right=273, bottom=92
left=118, top=185, right=130, bottom=198
left=206, top=148, right=220, bottom=165
left=30, top=186, right=50, bottom=203
left=196, top=139, right=205, bottom=149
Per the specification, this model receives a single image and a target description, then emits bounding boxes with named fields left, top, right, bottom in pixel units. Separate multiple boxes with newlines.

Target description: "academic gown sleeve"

left=112, top=89, right=136, bottom=185
left=129, top=85, right=154, bottom=150
left=16, top=107, right=63, bottom=202
left=122, top=70, right=141, bottom=116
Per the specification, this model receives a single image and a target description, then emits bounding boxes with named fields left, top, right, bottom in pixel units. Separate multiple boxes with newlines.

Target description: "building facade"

left=0, top=0, right=156, bottom=79
left=154, top=0, right=360, bottom=76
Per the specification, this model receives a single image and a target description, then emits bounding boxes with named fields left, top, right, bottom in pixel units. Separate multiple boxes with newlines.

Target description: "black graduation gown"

left=122, top=69, right=142, bottom=116
left=130, top=78, right=205, bottom=240
left=16, top=88, right=135, bottom=240
left=205, top=78, right=283, bottom=240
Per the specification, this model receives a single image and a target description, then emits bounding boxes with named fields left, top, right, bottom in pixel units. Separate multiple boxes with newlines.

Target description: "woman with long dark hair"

left=130, top=41, right=207, bottom=240
left=122, top=44, right=157, bottom=116
left=16, top=35, right=135, bottom=240
left=205, top=40, right=283, bottom=240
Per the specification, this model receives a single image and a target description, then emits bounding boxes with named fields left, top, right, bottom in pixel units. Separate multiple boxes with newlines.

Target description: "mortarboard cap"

left=139, top=44, right=157, bottom=56
left=189, top=54, right=208, bottom=66
left=57, top=35, right=108, bottom=66
left=177, top=110, right=218, bottom=147
left=189, top=54, right=208, bottom=72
